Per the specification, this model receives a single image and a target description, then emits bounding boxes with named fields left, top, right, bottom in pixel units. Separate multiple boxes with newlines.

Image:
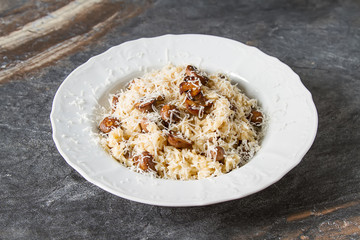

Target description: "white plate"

left=50, top=34, right=318, bottom=206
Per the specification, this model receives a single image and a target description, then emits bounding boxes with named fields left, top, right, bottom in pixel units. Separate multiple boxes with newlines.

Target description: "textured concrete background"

left=1, top=0, right=359, bottom=239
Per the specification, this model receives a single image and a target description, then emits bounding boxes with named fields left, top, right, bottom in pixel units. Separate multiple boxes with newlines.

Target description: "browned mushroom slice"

left=134, top=94, right=165, bottom=113
left=184, top=94, right=213, bottom=116
left=193, top=92, right=213, bottom=107
left=133, top=151, right=156, bottom=172
left=111, top=96, right=119, bottom=113
left=249, top=110, right=263, bottom=125
left=156, top=94, right=165, bottom=102
left=185, top=98, right=203, bottom=116
left=167, top=133, right=192, bottom=148
left=179, top=79, right=201, bottom=97
left=160, top=105, right=180, bottom=123
left=210, top=146, right=225, bottom=161
left=185, top=65, right=198, bottom=76
left=124, top=150, right=132, bottom=159
left=140, top=118, right=150, bottom=133
left=157, top=119, right=169, bottom=129
left=197, top=75, right=209, bottom=86
left=99, top=117, right=120, bottom=133
left=134, top=99, right=154, bottom=112
left=185, top=65, right=209, bottom=85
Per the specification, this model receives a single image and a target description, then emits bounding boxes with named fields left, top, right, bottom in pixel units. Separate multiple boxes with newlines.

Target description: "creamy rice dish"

left=99, top=65, right=264, bottom=180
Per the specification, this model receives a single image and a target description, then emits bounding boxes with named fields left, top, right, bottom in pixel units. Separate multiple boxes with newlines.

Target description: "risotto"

left=99, top=65, right=264, bottom=180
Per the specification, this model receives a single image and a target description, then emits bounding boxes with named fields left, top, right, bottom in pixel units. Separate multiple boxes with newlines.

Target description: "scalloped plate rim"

left=50, top=34, right=318, bottom=206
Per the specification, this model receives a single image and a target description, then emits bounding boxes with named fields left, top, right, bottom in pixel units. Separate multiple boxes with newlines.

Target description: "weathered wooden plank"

left=1, top=0, right=104, bottom=50
left=281, top=216, right=360, bottom=240
left=287, top=200, right=360, bottom=222
left=282, top=201, right=360, bottom=239
left=0, top=0, right=73, bottom=37
left=0, top=0, right=151, bottom=83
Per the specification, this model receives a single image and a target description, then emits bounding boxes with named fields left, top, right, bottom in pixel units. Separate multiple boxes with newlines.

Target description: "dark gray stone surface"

left=1, top=0, right=359, bottom=239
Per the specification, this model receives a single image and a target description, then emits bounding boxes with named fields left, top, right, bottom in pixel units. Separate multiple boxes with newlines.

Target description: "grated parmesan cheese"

left=99, top=64, right=265, bottom=180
